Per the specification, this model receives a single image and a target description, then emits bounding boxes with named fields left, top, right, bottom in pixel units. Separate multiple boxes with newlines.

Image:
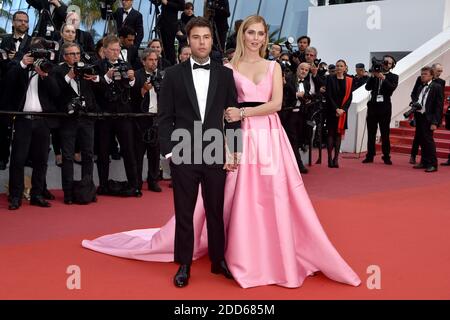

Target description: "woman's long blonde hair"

left=230, top=15, right=269, bottom=68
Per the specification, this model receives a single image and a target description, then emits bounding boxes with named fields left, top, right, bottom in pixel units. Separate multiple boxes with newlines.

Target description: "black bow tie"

left=13, top=37, right=22, bottom=43
left=193, top=63, right=210, bottom=70
left=298, top=79, right=304, bottom=83
left=124, top=10, right=129, bottom=15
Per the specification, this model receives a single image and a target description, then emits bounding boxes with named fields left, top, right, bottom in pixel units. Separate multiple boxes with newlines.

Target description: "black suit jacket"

left=105, top=8, right=144, bottom=48
left=0, top=33, right=32, bottom=56
left=1, top=63, right=60, bottom=127
left=412, top=81, right=444, bottom=126
left=365, top=71, right=399, bottom=107
left=283, top=73, right=314, bottom=110
left=158, top=60, right=240, bottom=162
left=326, top=75, right=353, bottom=113
left=52, top=63, right=98, bottom=114
left=76, top=29, right=96, bottom=56
left=26, top=0, right=67, bottom=33
left=161, top=0, right=185, bottom=23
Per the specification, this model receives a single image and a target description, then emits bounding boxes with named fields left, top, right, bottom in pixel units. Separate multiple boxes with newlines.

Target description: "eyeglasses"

left=14, top=19, right=29, bottom=23
left=64, top=52, right=81, bottom=56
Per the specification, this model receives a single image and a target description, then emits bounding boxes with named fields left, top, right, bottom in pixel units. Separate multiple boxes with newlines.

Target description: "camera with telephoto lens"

left=66, top=96, right=86, bottom=115
left=280, top=60, right=292, bottom=77
left=109, top=60, right=130, bottom=86
left=403, top=101, right=422, bottom=118
left=313, top=58, right=321, bottom=67
left=147, top=71, right=163, bottom=93
left=74, top=61, right=98, bottom=78
left=369, top=57, right=389, bottom=73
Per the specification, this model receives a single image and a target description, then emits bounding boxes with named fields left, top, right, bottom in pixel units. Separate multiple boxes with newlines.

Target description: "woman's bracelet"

left=240, top=107, right=246, bottom=120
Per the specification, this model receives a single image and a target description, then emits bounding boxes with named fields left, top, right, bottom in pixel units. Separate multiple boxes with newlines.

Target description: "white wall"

left=308, top=0, right=449, bottom=72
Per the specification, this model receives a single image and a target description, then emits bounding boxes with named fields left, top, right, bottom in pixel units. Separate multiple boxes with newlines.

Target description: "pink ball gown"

left=82, top=61, right=361, bottom=288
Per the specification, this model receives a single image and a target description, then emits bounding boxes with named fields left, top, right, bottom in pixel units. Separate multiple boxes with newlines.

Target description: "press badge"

left=376, top=95, right=384, bottom=103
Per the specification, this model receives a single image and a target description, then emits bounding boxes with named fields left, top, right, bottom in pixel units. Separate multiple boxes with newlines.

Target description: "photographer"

left=281, top=62, right=317, bottom=174
left=363, top=55, right=398, bottom=165
left=26, top=0, right=67, bottom=39
left=294, top=35, right=310, bottom=65
left=204, top=0, right=230, bottom=53
left=100, top=0, right=144, bottom=49
left=409, top=66, right=443, bottom=172
left=118, top=26, right=140, bottom=69
left=2, top=37, right=60, bottom=210
left=93, top=35, right=140, bottom=197
left=53, top=42, right=98, bottom=204
left=0, top=11, right=32, bottom=170
left=158, top=0, right=186, bottom=65
left=131, top=48, right=162, bottom=192
left=269, top=43, right=282, bottom=61
left=65, top=11, right=96, bottom=59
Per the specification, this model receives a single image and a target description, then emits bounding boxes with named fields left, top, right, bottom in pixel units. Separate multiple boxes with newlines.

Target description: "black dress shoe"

left=134, top=189, right=143, bottom=197
left=211, top=260, right=234, bottom=279
left=425, top=166, right=438, bottom=173
left=96, top=185, right=109, bottom=195
left=409, top=156, right=417, bottom=164
left=441, top=160, right=450, bottom=166
left=42, top=189, right=56, bottom=200
left=148, top=181, right=162, bottom=192
left=328, top=159, right=334, bottom=168
left=298, top=164, right=309, bottom=174
left=362, top=157, right=374, bottom=164
left=8, top=198, right=21, bottom=210
left=64, top=197, right=73, bottom=205
left=173, top=264, right=190, bottom=288
left=413, top=163, right=425, bottom=169
left=30, top=196, right=51, bottom=208
left=333, top=158, right=339, bottom=168
left=382, top=156, right=392, bottom=165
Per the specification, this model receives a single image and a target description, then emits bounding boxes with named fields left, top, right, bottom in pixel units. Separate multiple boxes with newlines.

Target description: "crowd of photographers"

left=0, top=0, right=448, bottom=211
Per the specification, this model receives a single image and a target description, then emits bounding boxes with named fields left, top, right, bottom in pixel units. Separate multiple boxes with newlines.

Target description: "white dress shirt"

left=190, top=57, right=210, bottom=123
left=23, top=71, right=43, bottom=112
left=123, top=8, right=132, bottom=22
left=418, top=80, right=432, bottom=114
left=296, top=80, right=306, bottom=109
left=13, top=34, right=25, bottom=52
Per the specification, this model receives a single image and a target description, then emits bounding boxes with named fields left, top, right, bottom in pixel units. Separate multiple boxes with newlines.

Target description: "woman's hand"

left=336, top=108, right=345, bottom=117
left=225, top=107, right=241, bottom=122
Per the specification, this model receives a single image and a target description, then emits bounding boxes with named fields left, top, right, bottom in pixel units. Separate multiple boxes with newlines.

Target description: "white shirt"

left=123, top=8, right=132, bottom=22
left=64, top=74, right=79, bottom=95
left=120, top=48, right=128, bottom=62
left=296, top=80, right=305, bottom=109
left=190, top=57, right=210, bottom=123
left=309, top=73, right=316, bottom=94
left=23, top=71, right=43, bottom=112
left=418, top=80, right=432, bottom=114
left=145, top=70, right=158, bottom=114
left=13, top=34, right=25, bottom=52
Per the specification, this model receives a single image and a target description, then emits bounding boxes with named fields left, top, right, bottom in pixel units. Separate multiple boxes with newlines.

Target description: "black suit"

left=92, top=59, right=139, bottom=190
left=281, top=73, right=314, bottom=168
left=365, top=71, right=399, bottom=160
left=3, top=63, right=59, bottom=200
left=158, top=60, right=239, bottom=265
left=26, top=0, right=67, bottom=37
left=76, top=29, right=96, bottom=57
left=131, top=68, right=161, bottom=189
left=53, top=63, right=97, bottom=200
left=120, top=46, right=141, bottom=70
left=410, top=76, right=446, bottom=159
left=103, top=7, right=144, bottom=49
left=412, top=81, right=443, bottom=168
left=160, top=0, right=185, bottom=65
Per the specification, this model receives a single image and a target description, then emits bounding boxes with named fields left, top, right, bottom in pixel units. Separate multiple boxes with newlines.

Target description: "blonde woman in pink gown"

left=83, top=15, right=361, bottom=289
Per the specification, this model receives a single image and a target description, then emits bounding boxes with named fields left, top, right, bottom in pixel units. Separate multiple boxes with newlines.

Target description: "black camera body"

left=403, top=101, right=422, bottom=118
left=147, top=71, right=163, bottom=93
left=370, top=57, right=389, bottom=73
left=67, top=96, right=87, bottom=115
left=0, top=49, right=8, bottom=61
left=74, top=61, right=99, bottom=78
left=280, top=60, right=292, bottom=77
left=206, top=0, right=221, bottom=10
left=150, top=0, right=163, bottom=5
left=313, top=58, right=321, bottom=67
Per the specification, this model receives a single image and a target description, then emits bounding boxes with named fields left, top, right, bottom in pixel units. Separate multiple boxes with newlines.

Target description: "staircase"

left=376, top=86, right=450, bottom=159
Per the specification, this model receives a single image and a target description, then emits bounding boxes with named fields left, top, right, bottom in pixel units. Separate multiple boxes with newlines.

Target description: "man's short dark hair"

left=297, top=36, right=311, bottom=45
left=421, top=66, right=434, bottom=76
left=185, top=17, right=212, bottom=38
left=185, top=2, right=194, bottom=10
left=13, top=11, right=28, bottom=21
left=118, top=26, right=136, bottom=38
left=62, top=42, right=80, bottom=54
left=103, top=35, right=120, bottom=48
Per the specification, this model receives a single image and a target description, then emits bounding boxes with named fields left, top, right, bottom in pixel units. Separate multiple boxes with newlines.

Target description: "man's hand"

left=162, top=0, right=168, bottom=5
left=84, top=74, right=97, bottom=81
left=320, top=86, right=326, bottom=94
left=431, top=124, right=437, bottom=131
left=127, top=69, right=135, bottom=82
left=374, top=72, right=385, bottom=80
left=21, top=53, right=34, bottom=66
left=141, top=81, right=153, bottom=97
left=7, top=50, right=16, bottom=60
left=106, top=67, right=115, bottom=79
left=35, top=66, right=48, bottom=77
left=296, top=91, right=305, bottom=99
left=336, top=108, right=345, bottom=117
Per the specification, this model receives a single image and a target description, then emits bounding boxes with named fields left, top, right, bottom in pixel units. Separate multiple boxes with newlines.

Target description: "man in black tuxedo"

left=158, top=17, right=239, bottom=288
left=92, top=35, right=141, bottom=197
left=0, top=11, right=32, bottom=170
left=26, top=0, right=67, bottom=38
left=410, top=63, right=445, bottom=165
left=410, top=66, right=443, bottom=172
left=281, top=62, right=314, bottom=174
left=131, top=48, right=162, bottom=193
left=53, top=42, right=98, bottom=204
left=204, top=0, right=230, bottom=53
left=118, top=26, right=141, bottom=70
left=363, top=55, right=399, bottom=165
left=159, top=0, right=185, bottom=65
left=3, top=38, right=60, bottom=210
left=101, top=0, right=144, bottom=49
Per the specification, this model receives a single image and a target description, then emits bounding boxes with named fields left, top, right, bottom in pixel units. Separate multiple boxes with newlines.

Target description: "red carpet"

left=1, top=153, right=450, bottom=300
